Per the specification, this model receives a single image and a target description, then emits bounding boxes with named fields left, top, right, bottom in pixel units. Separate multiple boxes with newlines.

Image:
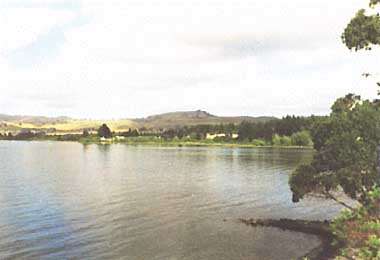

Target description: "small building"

left=206, top=133, right=226, bottom=140
left=206, top=133, right=239, bottom=140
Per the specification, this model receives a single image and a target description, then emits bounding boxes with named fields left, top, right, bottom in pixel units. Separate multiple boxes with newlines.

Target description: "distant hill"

left=134, top=110, right=275, bottom=129
left=0, top=110, right=276, bottom=134
left=0, top=114, right=70, bottom=126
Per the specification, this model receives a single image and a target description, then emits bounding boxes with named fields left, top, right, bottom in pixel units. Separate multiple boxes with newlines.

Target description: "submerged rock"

left=240, top=218, right=335, bottom=260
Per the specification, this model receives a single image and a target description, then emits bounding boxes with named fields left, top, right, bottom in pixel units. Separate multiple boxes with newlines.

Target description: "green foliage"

left=153, top=116, right=321, bottom=146
left=97, top=123, right=112, bottom=138
left=213, top=135, right=234, bottom=143
left=189, top=132, right=198, bottom=140
left=272, top=134, right=292, bottom=146
left=272, top=134, right=280, bottom=145
left=367, top=234, right=380, bottom=249
left=361, top=221, right=380, bottom=231
left=57, top=134, right=83, bottom=141
left=370, top=0, right=380, bottom=7
left=342, top=0, right=380, bottom=92
left=251, top=139, right=267, bottom=146
left=82, top=130, right=90, bottom=137
left=120, top=128, right=139, bottom=137
left=290, top=95, right=380, bottom=204
left=329, top=188, right=380, bottom=259
left=271, top=131, right=312, bottom=147
left=237, top=115, right=318, bottom=142
left=290, top=131, right=312, bottom=146
left=238, top=121, right=255, bottom=141
left=290, top=165, right=319, bottom=202
left=342, top=9, right=380, bottom=51
left=1, top=130, right=47, bottom=140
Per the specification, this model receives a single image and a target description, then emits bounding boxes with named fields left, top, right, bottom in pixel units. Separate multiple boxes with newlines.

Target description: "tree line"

left=0, top=115, right=322, bottom=146
left=154, top=115, right=320, bottom=146
left=102, top=115, right=319, bottom=146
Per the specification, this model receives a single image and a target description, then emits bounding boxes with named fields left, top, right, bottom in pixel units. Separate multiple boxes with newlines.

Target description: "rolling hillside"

left=0, top=110, right=276, bottom=134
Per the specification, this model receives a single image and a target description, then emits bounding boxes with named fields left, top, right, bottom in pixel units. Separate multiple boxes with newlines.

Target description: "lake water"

left=0, top=141, right=344, bottom=260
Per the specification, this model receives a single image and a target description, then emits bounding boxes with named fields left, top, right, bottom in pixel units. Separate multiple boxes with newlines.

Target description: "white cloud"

left=0, top=7, right=76, bottom=53
left=0, top=0, right=378, bottom=118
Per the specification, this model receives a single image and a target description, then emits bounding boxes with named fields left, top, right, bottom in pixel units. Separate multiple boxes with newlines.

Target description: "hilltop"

left=134, top=110, right=274, bottom=129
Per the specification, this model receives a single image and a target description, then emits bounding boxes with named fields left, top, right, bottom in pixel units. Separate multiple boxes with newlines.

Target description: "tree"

left=225, top=123, right=236, bottom=135
left=342, top=0, right=380, bottom=89
left=289, top=95, right=380, bottom=207
left=289, top=0, right=380, bottom=209
left=238, top=121, right=253, bottom=141
left=342, top=2, right=380, bottom=51
left=97, top=124, right=112, bottom=138
left=290, top=131, right=312, bottom=146
left=272, top=134, right=291, bottom=146
left=82, top=130, right=90, bottom=137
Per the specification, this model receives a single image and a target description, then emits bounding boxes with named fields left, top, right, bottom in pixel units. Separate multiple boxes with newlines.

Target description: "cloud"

left=7, top=26, right=66, bottom=68
left=0, top=0, right=378, bottom=118
left=0, top=0, right=81, bottom=11
left=0, top=6, right=77, bottom=54
left=1, top=0, right=87, bottom=68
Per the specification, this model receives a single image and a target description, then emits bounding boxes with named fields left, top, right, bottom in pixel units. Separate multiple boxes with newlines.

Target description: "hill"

left=135, top=110, right=275, bottom=129
left=0, top=110, right=276, bottom=134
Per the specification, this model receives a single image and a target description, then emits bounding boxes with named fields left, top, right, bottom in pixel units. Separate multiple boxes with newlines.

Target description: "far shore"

left=0, top=136, right=314, bottom=149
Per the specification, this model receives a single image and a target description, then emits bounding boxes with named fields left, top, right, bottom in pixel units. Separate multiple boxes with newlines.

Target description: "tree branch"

left=322, top=192, right=355, bottom=211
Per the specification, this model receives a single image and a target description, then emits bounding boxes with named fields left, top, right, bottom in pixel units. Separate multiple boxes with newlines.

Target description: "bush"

left=251, top=139, right=267, bottom=146
left=291, top=131, right=312, bottom=146
left=272, top=134, right=292, bottom=146
left=329, top=187, right=380, bottom=260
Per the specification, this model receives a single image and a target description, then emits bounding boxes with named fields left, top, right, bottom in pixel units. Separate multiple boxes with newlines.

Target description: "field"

left=0, top=111, right=275, bottom=135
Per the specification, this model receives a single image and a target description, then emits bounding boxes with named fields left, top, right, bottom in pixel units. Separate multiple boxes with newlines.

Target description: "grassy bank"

left=0, top=135, right=313, bottom=148
left=59, top=135, right=313, bottom=148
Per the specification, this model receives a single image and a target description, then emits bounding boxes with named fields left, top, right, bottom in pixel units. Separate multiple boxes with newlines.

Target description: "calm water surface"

left=0, top=141, right=343, bottom=260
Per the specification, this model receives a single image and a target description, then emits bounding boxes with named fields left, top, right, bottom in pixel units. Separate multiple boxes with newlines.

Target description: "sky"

left=0, top=0, right=379, bottom=119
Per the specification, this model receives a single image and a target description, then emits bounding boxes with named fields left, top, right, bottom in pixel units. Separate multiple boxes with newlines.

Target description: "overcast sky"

left=0, top=0, right=378, bottom=119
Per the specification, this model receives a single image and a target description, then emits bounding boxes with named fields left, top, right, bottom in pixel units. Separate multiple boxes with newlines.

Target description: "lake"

left=0, top=141, right=343, bottom=260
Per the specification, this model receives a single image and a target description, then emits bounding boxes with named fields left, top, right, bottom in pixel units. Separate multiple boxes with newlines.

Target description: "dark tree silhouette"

left=98, top=124, right=112, bottom=138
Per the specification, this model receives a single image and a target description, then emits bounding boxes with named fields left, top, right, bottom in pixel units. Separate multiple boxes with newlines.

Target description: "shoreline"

left=85, top=141, right=313, bottom=149
left=240, top=218, right=336, bottom=260
left=0, top=138, right=314, bottom=149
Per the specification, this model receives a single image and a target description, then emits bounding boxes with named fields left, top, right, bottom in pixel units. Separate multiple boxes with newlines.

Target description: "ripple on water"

left=0, top=142, right=343, bottom=259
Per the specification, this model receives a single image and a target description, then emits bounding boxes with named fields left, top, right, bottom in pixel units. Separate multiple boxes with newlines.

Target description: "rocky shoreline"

left=240, top=218, right=336, bottom=260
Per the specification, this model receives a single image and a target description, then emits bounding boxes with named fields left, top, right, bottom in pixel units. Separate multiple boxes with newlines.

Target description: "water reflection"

left=0, top=141, right=341, bottom=260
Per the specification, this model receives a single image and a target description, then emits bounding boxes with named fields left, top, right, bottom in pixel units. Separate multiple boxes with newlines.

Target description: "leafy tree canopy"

left=289, top=95, right=380, bottom=206
left=342, top=1, right=380, bottom=51
left=291, top=0, right=380, bottom=207
left=342, top=0, right=380, bottom=93
left=98, top=124, right=112, bottom=138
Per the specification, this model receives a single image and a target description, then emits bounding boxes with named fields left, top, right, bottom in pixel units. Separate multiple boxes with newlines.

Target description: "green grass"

left=1, top=134, right=313, bottom=149
left=72, top=136, right=313, bottom=149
